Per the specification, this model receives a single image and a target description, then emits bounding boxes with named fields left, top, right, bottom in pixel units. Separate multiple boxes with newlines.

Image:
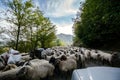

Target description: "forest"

left=73, top=0, right=120, bottom=51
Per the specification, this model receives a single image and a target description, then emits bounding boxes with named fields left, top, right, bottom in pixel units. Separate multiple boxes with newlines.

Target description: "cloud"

left=55, top=22, right=74, bottom=35
left=39, top=0, right=79, bottom=18
left=33, top=0, right=81, bottom=35
left=0, top=20, right=14, bottom=30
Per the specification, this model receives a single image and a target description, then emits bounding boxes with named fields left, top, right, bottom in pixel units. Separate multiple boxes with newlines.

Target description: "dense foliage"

left=0, top=0, right=58, bottom=52
left=73, top=0, right=120, bottom=50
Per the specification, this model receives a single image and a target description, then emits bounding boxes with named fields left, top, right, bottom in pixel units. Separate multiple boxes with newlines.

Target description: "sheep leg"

left=60, top=71, right=66, bottom=80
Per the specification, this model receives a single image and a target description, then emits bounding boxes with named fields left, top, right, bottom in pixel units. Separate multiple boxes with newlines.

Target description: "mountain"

left=57, top=33, right=73, bottom=45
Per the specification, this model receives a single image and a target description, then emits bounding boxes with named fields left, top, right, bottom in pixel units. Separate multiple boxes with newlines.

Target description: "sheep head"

left=49, top=57, right=60, bottom=66
left=112, top=53, right=119, bottom=58
left=75, top=54, right=80, bottom=61
left=16, top=66, right=32, bottom=77
left=60, top=55, right=67, bottom=61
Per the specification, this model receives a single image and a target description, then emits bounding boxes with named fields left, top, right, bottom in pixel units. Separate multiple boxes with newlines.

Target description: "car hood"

left=71, top=67, right=120, bottom=80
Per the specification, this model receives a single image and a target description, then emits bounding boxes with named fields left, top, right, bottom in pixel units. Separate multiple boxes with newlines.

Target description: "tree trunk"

left=15, top=25, right=21, bottom=50
left=41, top=40, right=45, bottom=48
left=30, top=27, right=33, bottom=49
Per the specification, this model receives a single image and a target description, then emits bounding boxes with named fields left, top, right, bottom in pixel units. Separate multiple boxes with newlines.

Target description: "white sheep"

left=58, top=56, right=77, bottom=72
left=83, top=49, right=91, bottom=61
left=0, top=67, right=21, bottom=80
left=20, top=53, right=29, bottom=56
left=3, top=64, right=17, bottom=71
left=17, top=59, right=55, bottom=80
left=78, top=53, right=86, bottom=68
left=97, top=50, right=112, bottom=65
left=67, top=53, right=79, bottom=61
left=51, top=55, right=77, bottom=79
left=21, top=55, right=31, bottom=61
left=45, top=55, right=53, bottom=61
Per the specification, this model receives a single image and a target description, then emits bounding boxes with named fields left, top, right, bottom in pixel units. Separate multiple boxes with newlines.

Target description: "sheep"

left=57, top=55, right=77, bottom=72
left=90, top=50, right=98, bottom=62
left=59, top=56, right=77, bottom=79
left=97, top=50, right=112, bottom=65
left=0, top=53, right=9, bottom=66
left=49, top=56, right=61, bottom=76
left=111, top=53, right=120, bottom=67
left=49, top=56, right=77, bottom=80
left=67, top=53, right=79, bottom=61
left=29, top=48, right=45, bottom=59
left=21, top=55, right=31, bottom=61
left=59, top=55, right=67, bottom=61
left=0, top=60, right=5, bottom=70
left=0, top=67, right=21, bottom=80
left=20, top=53, right=28, bottom=56
left=45, top=54, right=61, bottom=61
left=45, top=55, right=53, bottom=61
left=0, top=57, right=6, bottom=70
left=83, top=49, right=91, bottom=61
left=80, top=53, right=86, bottom=67
left=16, top=60, right=26, bottom=66
left=53, top=51, right=63, bottom=57
left=29, top=50, right=35, bottom=59
left=3, top=64, right=17, bottom=71
left=41, top=48, right=54, bottom=56
left=17, top=59, right=55, bottom=80
left=7, top=54, right=22, bottom=64
left=74, top=52, right=86, bottom=68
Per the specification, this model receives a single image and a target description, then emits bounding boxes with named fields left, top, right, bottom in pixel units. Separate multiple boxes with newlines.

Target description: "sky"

left=33, top=0, right=82, bottom=35
left=0, top=0, right=83, bottom=35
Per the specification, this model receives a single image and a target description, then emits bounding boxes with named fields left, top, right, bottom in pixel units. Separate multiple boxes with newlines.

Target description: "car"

left=71, top=67, right=120, bottom=80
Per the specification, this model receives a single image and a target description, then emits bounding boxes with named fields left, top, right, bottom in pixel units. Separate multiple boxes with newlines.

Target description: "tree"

left=1, top=0, right=34, bottom=50
left=55, top=39, right=65, bottom=46
left=0, top=0, right=57, bottom=52
left=73, top=0, right=120, bottom=50
left=34, top=17, right=56, bottom=48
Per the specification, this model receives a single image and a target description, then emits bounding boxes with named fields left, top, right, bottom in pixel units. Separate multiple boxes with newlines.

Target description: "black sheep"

left=29, top=48, right=45, bottom=59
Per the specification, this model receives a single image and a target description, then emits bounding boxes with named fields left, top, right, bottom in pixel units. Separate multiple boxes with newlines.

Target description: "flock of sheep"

left=0, top=46, right=120, bottom=80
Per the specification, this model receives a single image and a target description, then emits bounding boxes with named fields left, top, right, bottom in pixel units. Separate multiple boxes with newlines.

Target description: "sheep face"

left=60, top=55, right=67, bottom=61
left=75, top=54, right=80, bottom=61
left=17, top=67, right=26, bottom=76
left=41, top=53, right=47, bottom=59
left=29, top=50, right=35, bottom=59
left=16, top=66, right=31, bottom=77
left=49, top=57, right=59, bottom=66
left=112, top=53, right=119, bottom=59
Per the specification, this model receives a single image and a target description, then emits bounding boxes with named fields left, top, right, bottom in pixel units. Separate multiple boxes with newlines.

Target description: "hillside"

left=57, top=33, right=73, bottom=45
